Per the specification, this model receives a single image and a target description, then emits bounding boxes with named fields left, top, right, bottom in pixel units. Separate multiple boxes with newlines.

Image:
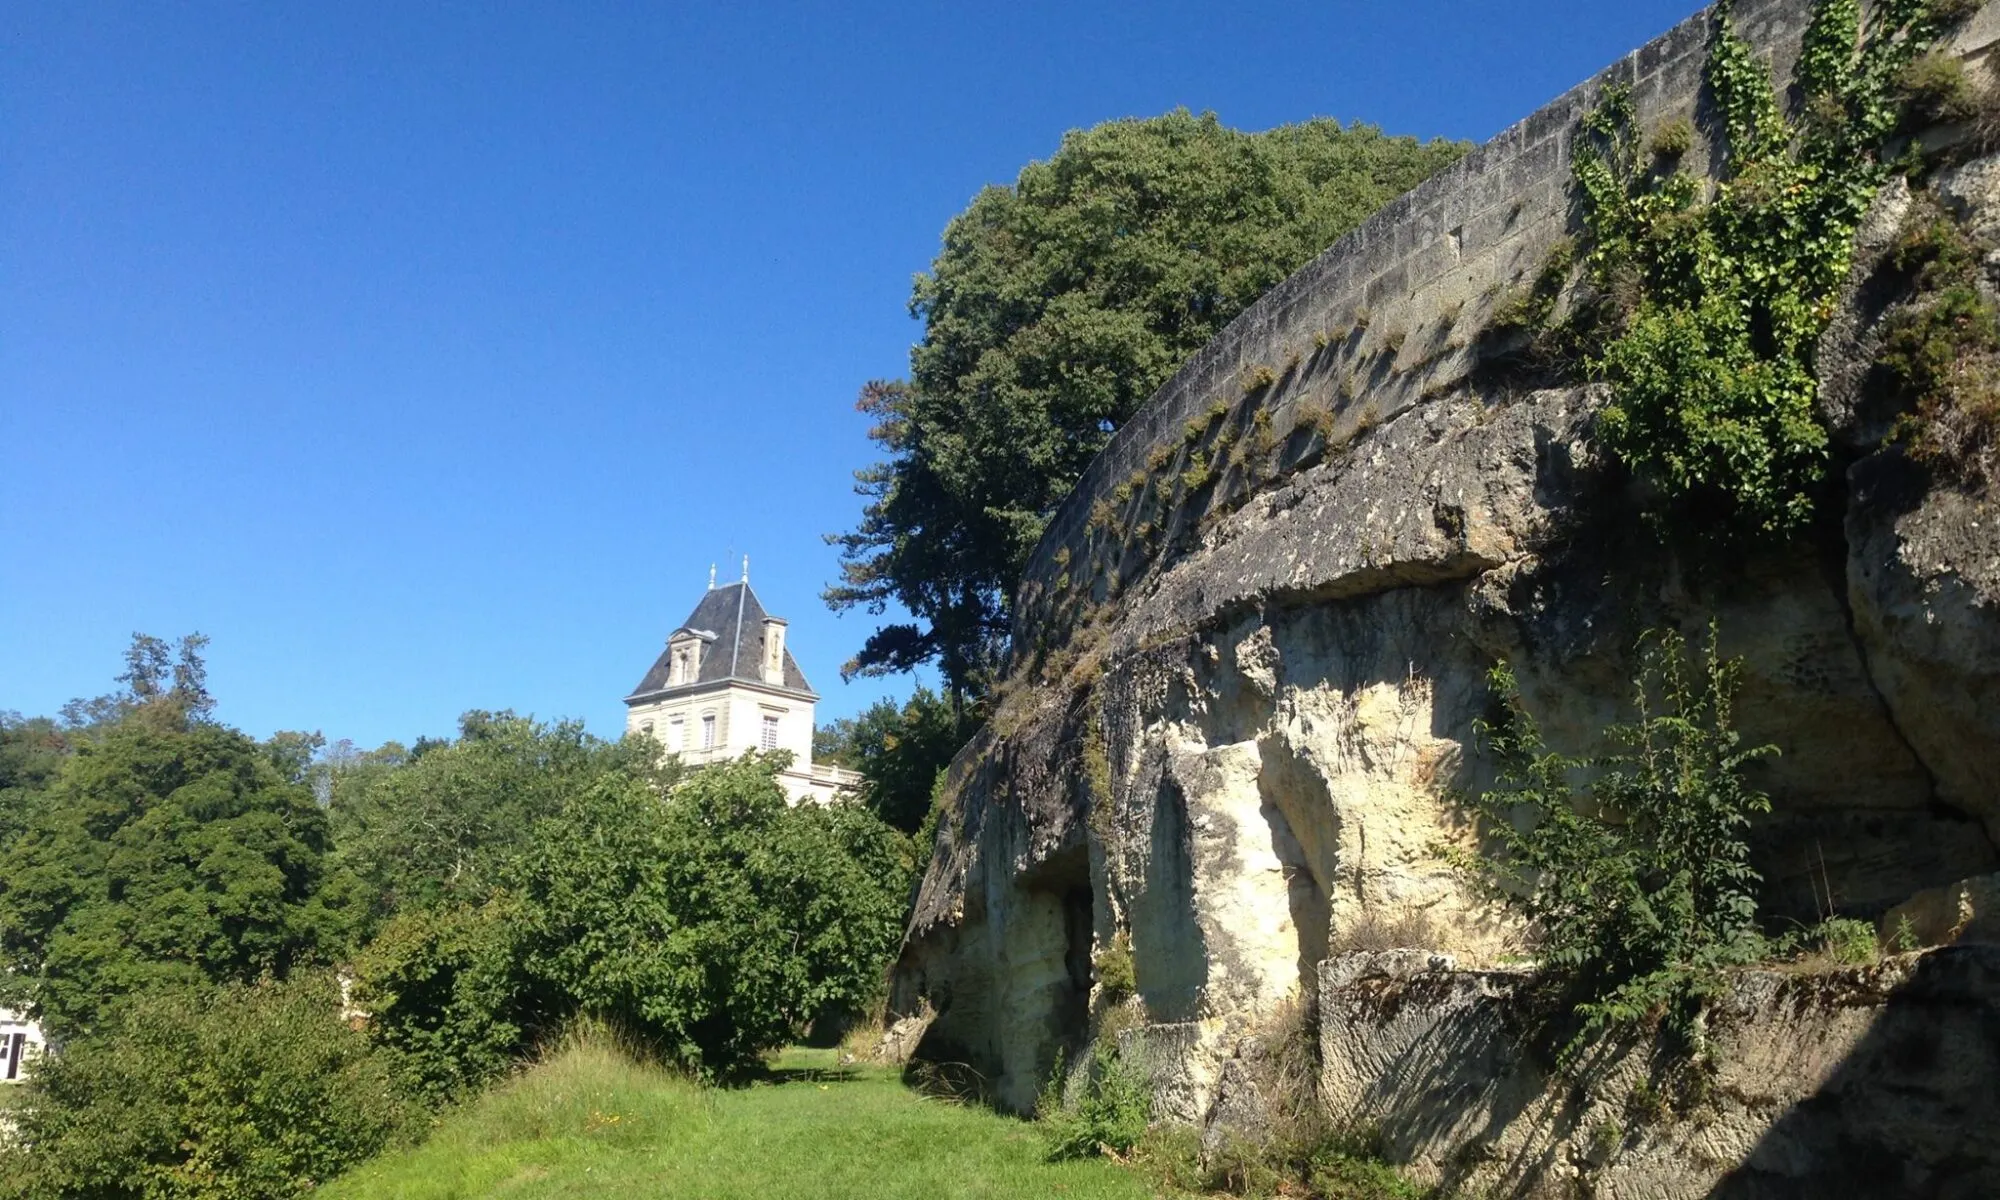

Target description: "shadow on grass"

left=745, top=1065, right=866, bottom=1086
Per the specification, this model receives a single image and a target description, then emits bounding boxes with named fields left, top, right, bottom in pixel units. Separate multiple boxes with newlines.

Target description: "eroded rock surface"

left=1317, top=947, right=2000, bottom=1198
left=890, top=9, right=2000, bottom=1193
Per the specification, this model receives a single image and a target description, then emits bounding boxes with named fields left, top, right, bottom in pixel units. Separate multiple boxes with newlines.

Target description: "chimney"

left=762, top=617, right=787, bottom=686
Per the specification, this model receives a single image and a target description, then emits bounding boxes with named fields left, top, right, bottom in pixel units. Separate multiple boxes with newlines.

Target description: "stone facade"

left=1013, top=0, right=2000, bottom=654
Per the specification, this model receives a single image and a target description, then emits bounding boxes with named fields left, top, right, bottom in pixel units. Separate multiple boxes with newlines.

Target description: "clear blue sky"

left=2, top=1, right=1697, bottom=749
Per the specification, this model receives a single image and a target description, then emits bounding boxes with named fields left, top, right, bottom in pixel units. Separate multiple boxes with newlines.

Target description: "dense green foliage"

left=520, top=756, right=911, bottom=1075
left=811, top=686, right=968, bottom=832
left=1466, top=628, right=1777, bottom=1052
left=358, top=755, right=913, bottom=1086
left=327, top=710, right=668, bottom=924
left=830, top=110, right=1467, bottom=695
left=1, top=636, right=919, bottom=1197
left=0, top=713, right=67, bottom=848
left=1038, top=1042, right=1151, bottom=1163
left=0, top=974, right=414, bottom=1200
left=1566, top=0, right=1971, bottom=535
left=0, top=718, right=360, bottom=1036
left=350, top=895, right=548, bottom=1103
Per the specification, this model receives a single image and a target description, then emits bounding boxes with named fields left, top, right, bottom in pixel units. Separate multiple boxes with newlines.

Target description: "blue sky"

left=2, top=0, right=1697, bottom=748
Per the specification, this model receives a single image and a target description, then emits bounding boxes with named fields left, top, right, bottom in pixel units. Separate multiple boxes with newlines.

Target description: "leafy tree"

left=261, top=729, right=326, bottom=787
left=828, top=687, right=967, bottom=833
left=812, top=720, right=860, bottom=769
left=113, top=632, right=216, bottom=725
left=358, top=754, right=913, bottom=1082
left=2, top=634, right=225, bottom=855
left=0, top=719, right=356, bottom=1036
left=0, top=973, right=413, bottom=1200
left=328, top=711, right=669, bottom=922
left=0, top=712, right=68, bottom=851
left=829, top=110, right=1468, bottom=696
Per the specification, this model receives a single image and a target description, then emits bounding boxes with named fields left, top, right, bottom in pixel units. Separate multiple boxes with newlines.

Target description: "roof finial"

left=707, top=563, right=716, bottom=590
left=741, top=554, right=750, bottom=583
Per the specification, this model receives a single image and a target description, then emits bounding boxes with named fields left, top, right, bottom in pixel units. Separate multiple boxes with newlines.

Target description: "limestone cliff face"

left=891, top=1, right=2000, bottom=1193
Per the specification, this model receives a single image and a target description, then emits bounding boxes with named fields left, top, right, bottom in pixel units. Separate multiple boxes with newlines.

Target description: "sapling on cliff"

left=1465, top=625, right=1777, bottom=1057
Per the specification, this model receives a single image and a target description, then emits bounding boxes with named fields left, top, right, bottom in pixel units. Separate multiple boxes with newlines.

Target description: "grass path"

left=322, top=1041, right=1158, bottom=1200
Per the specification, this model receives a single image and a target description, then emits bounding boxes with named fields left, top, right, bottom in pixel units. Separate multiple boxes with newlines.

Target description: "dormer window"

left=761, top=617, right=788, bottom=686
left=667, top=632, right=703, bottom=686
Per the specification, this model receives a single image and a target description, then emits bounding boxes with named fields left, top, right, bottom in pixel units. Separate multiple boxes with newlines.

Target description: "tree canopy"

left=326, top=710, right=669, bottom=925
left=357, top=754, right=913, bottom=1086
left=0, top=717, right=357, bottom=1036
left=828, top=109, right=1467, bottom=696
left=814, top=686, right=967, bottom=833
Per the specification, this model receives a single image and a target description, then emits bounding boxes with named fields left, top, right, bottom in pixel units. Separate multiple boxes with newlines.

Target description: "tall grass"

left=323, top=1028, right=1152, bottom=1200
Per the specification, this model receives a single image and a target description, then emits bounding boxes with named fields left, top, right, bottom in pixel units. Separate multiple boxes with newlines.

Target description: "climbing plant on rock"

left=1573, top=0, right=1973, bottom=535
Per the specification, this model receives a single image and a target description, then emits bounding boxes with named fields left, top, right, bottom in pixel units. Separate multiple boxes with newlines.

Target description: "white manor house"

left=624, top=565, right=861, bottom=804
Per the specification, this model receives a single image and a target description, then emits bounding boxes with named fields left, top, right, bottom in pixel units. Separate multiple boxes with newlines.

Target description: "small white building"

left=624, top=565, right=862, bottom=805
left=0, top=1008, right=44, bottom=1084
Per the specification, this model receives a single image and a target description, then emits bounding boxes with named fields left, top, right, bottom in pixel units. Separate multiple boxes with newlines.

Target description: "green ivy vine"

left=1573, top=0, right=1973, bottom=535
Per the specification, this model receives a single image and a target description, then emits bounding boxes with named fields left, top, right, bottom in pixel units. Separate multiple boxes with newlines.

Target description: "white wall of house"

left=0, top=1009, right=45, bottom=1084
left=626, top=681, right=858, bottom=804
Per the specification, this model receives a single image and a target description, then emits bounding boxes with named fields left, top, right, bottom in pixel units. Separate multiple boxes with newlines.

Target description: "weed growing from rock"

left=1038, top=1042, right=1151, bottom=1161
left=1462, top=625, right=1776, bottom=1058
left=1878, top=201, right=2000, bottom=491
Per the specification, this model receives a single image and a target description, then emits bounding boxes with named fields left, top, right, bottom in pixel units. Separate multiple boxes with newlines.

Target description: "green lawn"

left=322, top=1039, right=1160, bottom=1200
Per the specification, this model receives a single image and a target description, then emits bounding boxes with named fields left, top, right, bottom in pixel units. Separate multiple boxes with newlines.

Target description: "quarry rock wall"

left=1014, top=0, right=1852, bottom=653
left=893, top=1, right=2000, bottom=1194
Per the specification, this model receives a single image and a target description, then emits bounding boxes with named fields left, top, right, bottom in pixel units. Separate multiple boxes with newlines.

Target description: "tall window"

left=760, top=714, right=780, bottom=751
left=669, top=716, right=684, bottom=749
left=701, top=713, right=716, bottom=750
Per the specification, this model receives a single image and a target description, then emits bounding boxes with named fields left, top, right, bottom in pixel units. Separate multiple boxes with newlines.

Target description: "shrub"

left=1790, top=916, right=1880, bottom=966
left=1241, top=364, right=1279, bottom=393
left=1330, top=907, right=1440, bottom=954
left=1898, top=50, right=1980, bottom=125
left=1038, top=1041, right=1151, bottom=1161
left=1307, top=1146, right=1429, bottom=1200
left=0, top=974, right=414, bottom=1200
left=531, top=757, right=910, bottom=1078
left=1464, top=626, right=1777, bottom=1055
left=1878, top=209, right=2000, bottom=491
left=352, top=895, right=554, bottom=1103
left=1093, top=932, right=1136, bottom=1000
left=1649, top=116, right=1695, bottom=158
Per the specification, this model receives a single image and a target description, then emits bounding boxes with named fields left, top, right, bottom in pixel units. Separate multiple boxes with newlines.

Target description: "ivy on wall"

left=1571, top=0, right=1973, bottom=535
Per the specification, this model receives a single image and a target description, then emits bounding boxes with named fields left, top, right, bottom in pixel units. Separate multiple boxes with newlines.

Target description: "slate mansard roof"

left=626, top=581, right=815, bottom=701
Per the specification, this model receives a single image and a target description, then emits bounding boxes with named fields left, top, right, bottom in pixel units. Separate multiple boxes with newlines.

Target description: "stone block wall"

left=1010, top=0, right=1999, bottom=656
